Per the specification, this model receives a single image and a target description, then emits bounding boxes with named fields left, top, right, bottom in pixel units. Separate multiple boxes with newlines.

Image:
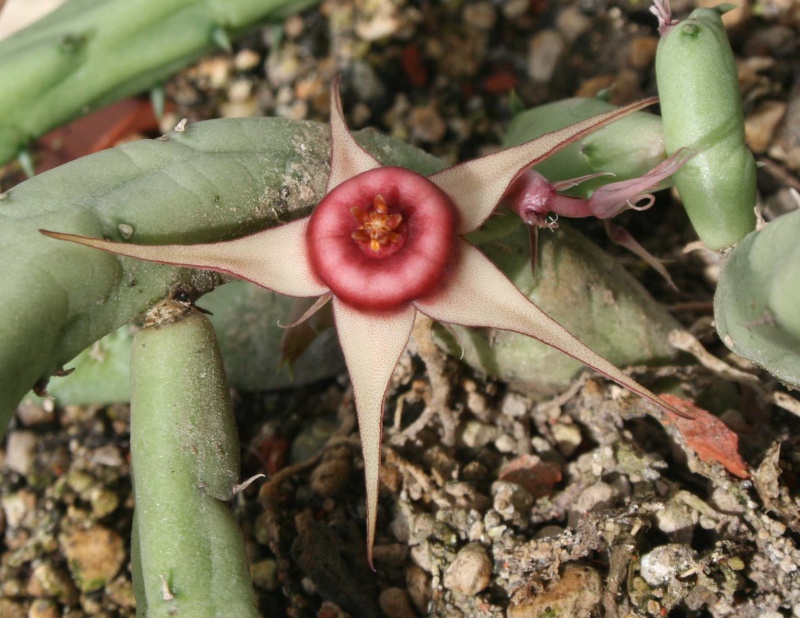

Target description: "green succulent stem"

left=129, top=302, right=256, bottom=617
left=655, top=4, right=757, bottom=250
left=0, top=0, right=319, bottom=165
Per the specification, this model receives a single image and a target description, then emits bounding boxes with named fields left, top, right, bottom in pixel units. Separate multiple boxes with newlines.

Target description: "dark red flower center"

left=307, top=166, right=458, bottom=312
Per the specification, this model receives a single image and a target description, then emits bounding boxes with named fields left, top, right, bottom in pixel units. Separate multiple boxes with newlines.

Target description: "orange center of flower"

left=351, top=195, right=403, bottom=253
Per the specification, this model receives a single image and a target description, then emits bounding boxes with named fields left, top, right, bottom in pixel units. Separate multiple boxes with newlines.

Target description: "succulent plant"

left=42, top=81, right=684, bottom=566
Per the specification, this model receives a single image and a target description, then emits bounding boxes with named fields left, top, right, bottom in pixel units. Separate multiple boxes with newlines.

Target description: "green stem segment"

left=129, top=302, right=257, bottom=618
left=655, top=3, right=757, bottom=250
left=0, top=0, right=319, bottom=165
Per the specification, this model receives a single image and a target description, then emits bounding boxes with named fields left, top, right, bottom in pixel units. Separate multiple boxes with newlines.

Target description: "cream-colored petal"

left=430, top=98, right=658, bottom=235
left=332, top=298, right=416, bottom=568
left=415, top=240, right=676, bottom=414
left=41, top=218, right=328, bottom=298
left=327, top=79, right=381, bottom=192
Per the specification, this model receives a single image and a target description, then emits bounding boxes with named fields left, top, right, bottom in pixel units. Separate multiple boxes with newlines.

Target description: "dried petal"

left=660, top=394, right=749, bottom=478
left=587, top=148, right=693, bottom=219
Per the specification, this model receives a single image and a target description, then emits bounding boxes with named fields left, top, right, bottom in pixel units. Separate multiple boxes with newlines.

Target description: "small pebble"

left=492, top=481, right=533, bottom=523
left=555, top=6, right=592, bottom=41
left=534, top=524, right=564, bottom=539
left=234, top=49, right=261, bottom=71
left=105, top=576, right=136, bottom=609
left=4, top=430, right=37, bottom=476
left=494, top=434, right=517, bottom=453
left=66, top=470, right=94, bottom=495
left=28, top=599, right=60, bottom=618
left=465, top=390, right=488, bottom=418
left=355, top=1, right=403, bottom=41
left=0, top=599, right=26, bottom=618
left=250, top=559, right=278, bottom=591
left=15, top=401, right=55, bottom=427
left=59, top=525, right=125, bottom=592
left=551, top=422, right=582, bottom=457
left=27, top=561, right=77, bottom=603
left=89, top=487, right=120, bottom=518
left=310, top=446, right=353, bottom=497
left=410, top=541, right=432, bottom=573
left=378, top=587, right=417, bottom=618
left=227, top=78, right=253, bottom=103
left=463, top=2, right=497, bottom=30
left=500, top=392, right=528, bottom=418
left=710, top=486, right=746, bottom=514
left=527, top=30, right=565, bottom=82
left=508, top=564, right=602, bottom=618
left=284, top=14, right=304, bottom=39
left=196, top=56, right=231, bottom=89
left=568, top=482, right=617, bottom=527
left=655, top=502, right=695, bottom=536
left=639, top=544, right=697, bottom=587
left=406, top=564, right=432, bottom=613
left=266, top=46, right=301, bottom=87
left=91, top=444, right=123, bottom=468
left=2, top=489, right=36, bottom=528
left=443, top=543, right=493, bottom=596
left=502, top=0, right=529, bottom=19
left=409, top=105, right=447, bottom=143
left=499, top=455, right=562, bottom=500
left=460, top=420, right=498, bottom=449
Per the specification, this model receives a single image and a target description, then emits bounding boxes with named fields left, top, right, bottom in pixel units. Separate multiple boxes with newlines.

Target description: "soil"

left=2, top=0, right=800, bottom=617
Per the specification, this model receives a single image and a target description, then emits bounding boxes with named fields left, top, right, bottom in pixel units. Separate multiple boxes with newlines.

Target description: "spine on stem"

left=129, top=300, right=257, bottom=618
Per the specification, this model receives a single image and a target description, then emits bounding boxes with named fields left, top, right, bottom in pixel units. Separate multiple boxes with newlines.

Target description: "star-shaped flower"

left=42, top=81, right=680, bottom=567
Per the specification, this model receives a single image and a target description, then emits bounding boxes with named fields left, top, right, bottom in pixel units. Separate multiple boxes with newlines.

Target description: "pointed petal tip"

left=40, top=229, right=105, bottom=248
left=326, top=77, right=381, bottom=191
left=40, top=229, right=67, bottom=239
